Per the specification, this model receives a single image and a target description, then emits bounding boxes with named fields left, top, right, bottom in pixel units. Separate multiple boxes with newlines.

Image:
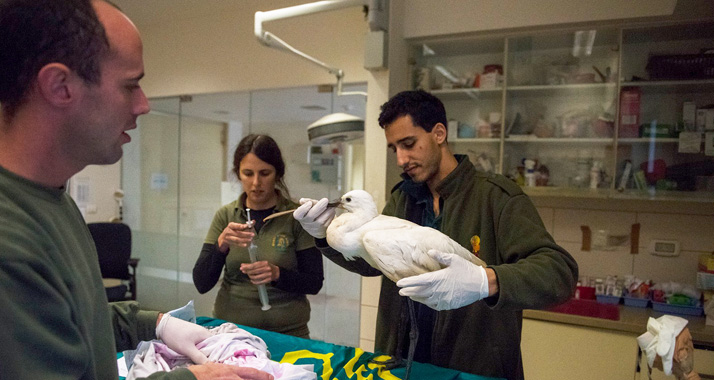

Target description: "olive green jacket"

left=317, top=155, right=578, bottom=380
left=0, top=165, right=194, bottom=380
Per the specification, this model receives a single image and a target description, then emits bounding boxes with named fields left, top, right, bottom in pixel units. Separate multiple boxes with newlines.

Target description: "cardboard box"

left=619, top=87, right=641, bottom=137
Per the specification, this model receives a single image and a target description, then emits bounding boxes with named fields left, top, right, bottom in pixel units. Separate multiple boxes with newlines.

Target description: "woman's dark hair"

left=0, top=0, right=110, bottom=120
left=232, top=134, right=290, bottom=200
left=377, top=90, right=447, bottom=132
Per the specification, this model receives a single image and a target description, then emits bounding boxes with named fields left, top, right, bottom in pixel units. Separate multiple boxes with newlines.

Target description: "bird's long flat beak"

left=262, top=198, right=343, bottom=222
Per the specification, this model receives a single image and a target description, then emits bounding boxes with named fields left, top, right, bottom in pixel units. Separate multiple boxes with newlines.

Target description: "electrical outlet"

left=648, top=240, right=680, bottom=257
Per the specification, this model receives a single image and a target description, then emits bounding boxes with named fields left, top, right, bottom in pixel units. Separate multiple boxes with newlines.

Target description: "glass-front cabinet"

left=410, top=21, right=714, bottom=201
left=617, top=22, right=714, bottom=200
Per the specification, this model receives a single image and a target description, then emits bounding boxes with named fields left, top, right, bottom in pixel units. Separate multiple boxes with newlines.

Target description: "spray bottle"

left=246, top=209, right=271, bottom=311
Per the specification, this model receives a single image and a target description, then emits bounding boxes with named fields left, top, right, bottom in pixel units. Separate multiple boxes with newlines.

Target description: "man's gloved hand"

left=292, top=198, right=335, bottom=239
left=156, top=313, right=212, bottom=364
left=396, top=249, right=490, bottom=311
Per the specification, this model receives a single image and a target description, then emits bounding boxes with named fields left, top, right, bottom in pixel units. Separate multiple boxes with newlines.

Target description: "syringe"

left=246, top=208, right=271, bottom=311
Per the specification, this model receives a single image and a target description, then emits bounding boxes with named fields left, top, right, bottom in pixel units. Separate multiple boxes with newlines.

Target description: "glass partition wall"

left=122, top=85, right=365, bottom=347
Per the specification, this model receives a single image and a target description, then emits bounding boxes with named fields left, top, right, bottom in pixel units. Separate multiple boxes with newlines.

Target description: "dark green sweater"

left=0, top=165, right=194, bottom=380
left=317, top=155, right=578, bottom=380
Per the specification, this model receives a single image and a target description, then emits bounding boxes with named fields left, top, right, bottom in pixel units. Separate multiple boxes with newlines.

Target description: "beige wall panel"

left=360, top=304, right=378, bottom=343
left=563, top=241, right=635, bottom=279
left=633, top=249, right=705, bottom=285
left=361, top=275, right=382, bottom=308
left=638, top=212, right=714, bottom=253
left=552, top=209, right=636, bottom=244
left=522, top=319, right=639, bottom=380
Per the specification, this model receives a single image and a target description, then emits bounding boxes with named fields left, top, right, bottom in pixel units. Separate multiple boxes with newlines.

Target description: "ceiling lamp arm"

left=259, top=31, right=342, bottom=77
left=255, top=0, right=371, bottom=97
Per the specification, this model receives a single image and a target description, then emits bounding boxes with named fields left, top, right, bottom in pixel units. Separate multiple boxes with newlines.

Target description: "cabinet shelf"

left=523, top=187, right=611, bottom=199
left=621, top=80, right=714, bottom=94
left=451, top=137, right=500, bottom=143
left=430, top=87, right=502, bottom=100
left=523, top=187, right=714, bottom=203
left=506, top=136, right=614, bottom=144
left=507, top=83, right=617, bottom=95
left=609, top=189, right=714, bottom=203
left=617, top=138, right=679, bottom=144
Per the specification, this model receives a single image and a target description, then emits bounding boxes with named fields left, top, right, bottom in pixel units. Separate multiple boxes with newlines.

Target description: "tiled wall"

left=536, top=197, right=714, bottom=285
left=357, top=196, right=714, bottom=353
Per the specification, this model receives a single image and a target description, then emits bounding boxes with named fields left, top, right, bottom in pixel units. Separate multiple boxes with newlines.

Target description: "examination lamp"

left=307, top=112, right=364, bottom=145
left=254, top=0, right=388, bottom=143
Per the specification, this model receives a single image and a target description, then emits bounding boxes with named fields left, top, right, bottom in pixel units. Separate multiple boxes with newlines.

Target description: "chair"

left=87, top=222, right=139, bottom=302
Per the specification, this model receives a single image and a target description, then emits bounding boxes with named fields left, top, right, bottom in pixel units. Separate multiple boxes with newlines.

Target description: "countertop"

left=523, top=305, right=714, bottom=348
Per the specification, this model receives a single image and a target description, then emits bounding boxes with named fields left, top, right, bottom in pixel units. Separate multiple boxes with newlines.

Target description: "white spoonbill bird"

left=326, top=189, right=486, bottom=284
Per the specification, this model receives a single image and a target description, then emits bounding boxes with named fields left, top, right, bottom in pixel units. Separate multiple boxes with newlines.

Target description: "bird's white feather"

left=326, top=190, right=485, bottom=283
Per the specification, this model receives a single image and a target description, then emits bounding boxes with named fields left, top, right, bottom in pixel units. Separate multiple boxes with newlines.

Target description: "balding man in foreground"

left=0, top=1, right=272, bottom=379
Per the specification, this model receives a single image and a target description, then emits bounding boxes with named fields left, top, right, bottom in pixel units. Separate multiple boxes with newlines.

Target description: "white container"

left=683, top=101, right=696, bottom=130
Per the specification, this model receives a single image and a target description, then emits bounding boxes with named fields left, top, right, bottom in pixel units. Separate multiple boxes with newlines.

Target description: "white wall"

left=71, top=162, right=122, bottom=223
left=134, top=0, right=370, bottom=98
left=401, top=0, right=678, bottom=39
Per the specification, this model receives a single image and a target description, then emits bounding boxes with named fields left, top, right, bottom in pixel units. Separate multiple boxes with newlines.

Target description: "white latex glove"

left=637, top=315, right=689, bottom=376
left=396, top=249, right=489, bottom=311
left=156, top=313, right=212, bottom=364
left=292, top=198, right=335, bottom=239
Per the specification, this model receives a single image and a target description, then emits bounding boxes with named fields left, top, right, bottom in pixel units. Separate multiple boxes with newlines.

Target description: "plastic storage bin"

left=596, top=295, right=622, bottom=305
left=623, top=296, right=650, bottom=308
left=651, top=302, right=703, bottom=316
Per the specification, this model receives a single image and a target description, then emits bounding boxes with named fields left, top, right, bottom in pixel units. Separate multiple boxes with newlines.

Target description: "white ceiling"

left=112, top=1, right=367, bottom=124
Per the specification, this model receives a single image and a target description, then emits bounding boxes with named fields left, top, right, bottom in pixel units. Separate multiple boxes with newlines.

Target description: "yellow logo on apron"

left=470, top=235, right=481, bottom=257
left=272, top=233, right=290, bottom=252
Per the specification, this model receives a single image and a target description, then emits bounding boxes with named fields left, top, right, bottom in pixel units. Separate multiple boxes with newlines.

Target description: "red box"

left=575, top=286, right=596, bottom=300
left=619, top=87, right=641, bottom=137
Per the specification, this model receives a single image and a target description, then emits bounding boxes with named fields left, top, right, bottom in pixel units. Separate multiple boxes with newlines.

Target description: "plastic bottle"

left=524, top=159, right=536, bottom=187
left=590, top=161, right=602, bottom=189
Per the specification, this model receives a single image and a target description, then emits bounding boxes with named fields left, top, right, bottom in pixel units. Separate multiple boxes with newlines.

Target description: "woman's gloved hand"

left=155, top=313, right=212, bottom=364
left=293, top=198, right=335, bottom=239
left=396, top=249, right=490, bottom=311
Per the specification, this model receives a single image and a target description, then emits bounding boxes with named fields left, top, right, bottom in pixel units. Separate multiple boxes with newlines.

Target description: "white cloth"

left=637, top=315, right=689, bottom=375
left=127, top=323, right=315, bottom=380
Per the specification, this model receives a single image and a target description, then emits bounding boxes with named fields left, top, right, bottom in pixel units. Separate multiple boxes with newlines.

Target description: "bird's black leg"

left=369, top=297, right=419, bottom=380
left=404, top=298, right=418, bottom=380
left=369, top=297, right=408, bottom=370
